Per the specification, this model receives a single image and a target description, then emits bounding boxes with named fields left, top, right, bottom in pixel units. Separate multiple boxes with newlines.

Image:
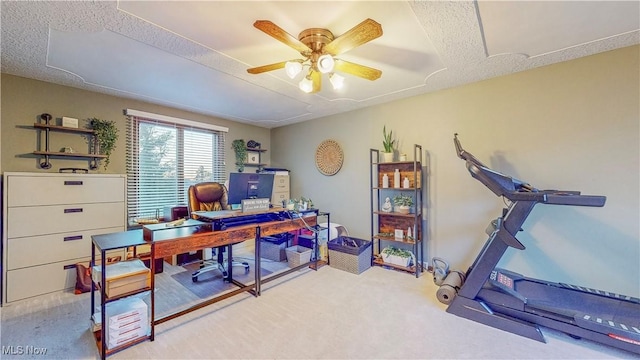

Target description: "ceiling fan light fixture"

left=299, top=75, right=314, bottom=93
left=249, top=19, right=383, bottom=93
left=329, top=73, right=345, bottom=90
left=317, top=54, right=335, bottom=73
left=285, top=61, right=303, bottom=79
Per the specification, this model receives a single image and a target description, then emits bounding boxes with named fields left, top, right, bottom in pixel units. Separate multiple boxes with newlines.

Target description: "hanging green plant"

left=87, top=118, right=119, bottom=170
left=231, top=139, right=247, bottom=172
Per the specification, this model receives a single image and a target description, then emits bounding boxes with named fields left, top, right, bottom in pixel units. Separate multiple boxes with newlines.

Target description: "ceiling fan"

left=247, top=18, right=383, bottom=93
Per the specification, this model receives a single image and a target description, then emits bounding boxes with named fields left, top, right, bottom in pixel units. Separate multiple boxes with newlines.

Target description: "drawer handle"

left=64, top=208, right=83, bottom=214
left=63, top=235, right=83, bottom=241
left=64, top=180, right=83, bottom=186
left=63, top=264, right=77, bottom=270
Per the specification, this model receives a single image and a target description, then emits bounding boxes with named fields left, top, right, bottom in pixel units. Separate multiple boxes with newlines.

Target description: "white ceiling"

left=2, top=1, right=638, bottom=129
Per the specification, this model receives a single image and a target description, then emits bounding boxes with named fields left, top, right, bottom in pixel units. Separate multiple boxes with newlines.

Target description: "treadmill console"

left=488, top=269, right=527, bottom=304
left=490, top=270, right=515, bottom=291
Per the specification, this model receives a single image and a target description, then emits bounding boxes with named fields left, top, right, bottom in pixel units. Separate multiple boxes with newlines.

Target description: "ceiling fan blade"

left=253, top=20, right=312, bottom=54
left=323, top=18, right=383, bottom=56
left=310, top=70, right=321, bottom=93
left=247, top=61, right=288, bottom=74
left=334, top=59, right=382, bottom=81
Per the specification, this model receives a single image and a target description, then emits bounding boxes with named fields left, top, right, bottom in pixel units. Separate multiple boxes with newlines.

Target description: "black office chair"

left=188, top=182, right=249, bottom=282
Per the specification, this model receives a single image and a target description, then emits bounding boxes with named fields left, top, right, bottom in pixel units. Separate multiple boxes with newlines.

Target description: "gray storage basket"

left=328, top=236, right=372, bottom=274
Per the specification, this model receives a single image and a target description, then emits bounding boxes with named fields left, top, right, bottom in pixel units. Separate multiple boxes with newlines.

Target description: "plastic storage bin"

left=328, top=236, right=372, bottom=274
left=260, top=234, right=290, bottom=262
left=298, top=235, right=317, bottom=260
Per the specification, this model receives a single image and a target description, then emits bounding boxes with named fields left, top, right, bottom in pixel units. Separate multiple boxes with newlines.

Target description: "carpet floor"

left=170, top=262, right=271, bottom=299
left=0, top=255, right=636, bottom=359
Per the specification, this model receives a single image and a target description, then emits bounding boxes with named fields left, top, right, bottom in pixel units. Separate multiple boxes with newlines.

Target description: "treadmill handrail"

left=544, top=192, right=606, bottom=207
left=503, top=190, right=606, bottom=207
left=455, top=134, right=606, bottom=207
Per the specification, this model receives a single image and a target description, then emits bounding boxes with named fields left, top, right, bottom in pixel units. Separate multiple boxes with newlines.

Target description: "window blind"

left=126, top=113, right=226, bottom=223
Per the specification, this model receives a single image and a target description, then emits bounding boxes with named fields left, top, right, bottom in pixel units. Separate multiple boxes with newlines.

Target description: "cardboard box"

left=93, top=259, right=150, bottom=298
left=104, top=297, right=149, bottom=349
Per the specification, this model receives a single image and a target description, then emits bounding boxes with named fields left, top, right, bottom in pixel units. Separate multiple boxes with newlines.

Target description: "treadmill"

left=445, top=134, right=640, bottom=355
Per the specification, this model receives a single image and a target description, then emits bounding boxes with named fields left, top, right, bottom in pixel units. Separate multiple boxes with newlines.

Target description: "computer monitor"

left=227, top=173, right=274, bottom=206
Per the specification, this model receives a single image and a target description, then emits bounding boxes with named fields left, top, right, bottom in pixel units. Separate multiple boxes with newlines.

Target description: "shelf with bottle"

left=375, top=163, right=422, bottom=190
left=373, top=230, right=418, bottom=244
left=375, top=217, right=420, bottom=243
left=370, top=144, right=424, bottom=277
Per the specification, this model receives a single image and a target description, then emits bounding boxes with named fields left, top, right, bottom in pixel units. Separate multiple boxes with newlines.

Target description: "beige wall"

left=272, top=45, right=640, bottom=297
left=2, top=46, right=638, bottom=297
left=0, top=74, right=270, bottom=175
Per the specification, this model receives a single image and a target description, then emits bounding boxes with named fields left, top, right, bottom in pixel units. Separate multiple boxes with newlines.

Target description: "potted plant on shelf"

left=231, top=139, right=247, bottom=172
left=380, top=246, right=414, bottom=267
left=392, top=194, right=413, bottom=214
left=381, top=125, right=395, bottom=162
left=299, top=196, right=314, bottom=210
left=87, top=117, right=119, bottom=170
left=287, top=197, right=314, bottom=211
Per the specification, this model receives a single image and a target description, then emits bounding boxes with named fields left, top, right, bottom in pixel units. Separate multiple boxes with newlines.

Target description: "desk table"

left=91, top=211, right=318, bottom=359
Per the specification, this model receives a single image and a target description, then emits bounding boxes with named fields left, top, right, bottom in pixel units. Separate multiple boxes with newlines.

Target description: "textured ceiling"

left=1, top=1, right=638, bottom=128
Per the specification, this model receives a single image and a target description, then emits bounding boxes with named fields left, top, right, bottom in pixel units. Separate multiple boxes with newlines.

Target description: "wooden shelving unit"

left=370, top=145, right=425, bottom=277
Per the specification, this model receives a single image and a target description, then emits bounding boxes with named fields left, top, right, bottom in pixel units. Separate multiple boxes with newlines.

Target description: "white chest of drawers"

left=2, top=172, right=126, bottom=304
left=270, top=175, right=290, bottom=205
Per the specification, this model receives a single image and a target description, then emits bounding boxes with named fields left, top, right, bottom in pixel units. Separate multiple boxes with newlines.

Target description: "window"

left=125, top=109, right=228, bottom=223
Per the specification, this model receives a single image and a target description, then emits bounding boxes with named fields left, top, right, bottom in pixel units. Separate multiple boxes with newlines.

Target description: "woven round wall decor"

left=315, top=139, right=344, bottom=176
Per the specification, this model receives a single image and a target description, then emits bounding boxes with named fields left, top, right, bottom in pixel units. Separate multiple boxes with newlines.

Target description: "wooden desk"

left=145, top=214, right=317, bottom=323
left=91, top=211, right=318, bottom=359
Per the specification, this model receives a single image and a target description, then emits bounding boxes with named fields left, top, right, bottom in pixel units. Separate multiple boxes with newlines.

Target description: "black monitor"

left=227, top=173, right=274, bottom=206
